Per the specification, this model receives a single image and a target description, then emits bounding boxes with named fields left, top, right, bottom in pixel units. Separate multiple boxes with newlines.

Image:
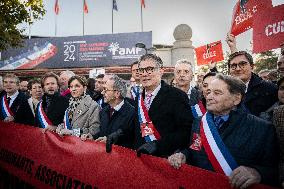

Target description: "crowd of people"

left=0, top=34, right=284, bottom=189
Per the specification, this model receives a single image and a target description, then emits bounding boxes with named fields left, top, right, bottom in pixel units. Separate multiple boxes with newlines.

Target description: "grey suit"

left=68, top=95, right=100, bottom=136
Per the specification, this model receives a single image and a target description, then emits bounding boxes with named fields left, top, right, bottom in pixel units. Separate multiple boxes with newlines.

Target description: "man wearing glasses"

left=135, top=54, right=193, bottom=157
left=226, top=34, right=278, bottom=116
left=82, top=75, right=136, bottom=152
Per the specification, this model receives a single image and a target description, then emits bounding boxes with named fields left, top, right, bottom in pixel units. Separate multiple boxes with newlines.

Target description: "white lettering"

left=203, top=51, right=216, bottom=59
left=265, top=21, right=284, bottom=37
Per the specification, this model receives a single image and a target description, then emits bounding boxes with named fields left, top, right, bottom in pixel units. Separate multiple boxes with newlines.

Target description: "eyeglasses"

left=102, top=88, right=117, bottom=92
left=229, top=61, right=249, bottom=70
left=138, top=66, right=159, bottom=74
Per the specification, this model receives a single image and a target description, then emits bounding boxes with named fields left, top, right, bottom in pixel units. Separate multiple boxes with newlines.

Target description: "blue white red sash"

left=200, top=112, right=237, bottom=176
left=137, top=93, right=161, bottom=142
left=191, top=101, right=206, bottom=118
left=130, top=85, right=140, bottom=99
left=63, top=109, right=71, bottom=130
left=37, top=101, right=53, bottom=128
left=1, top=96, right=14, bottom=119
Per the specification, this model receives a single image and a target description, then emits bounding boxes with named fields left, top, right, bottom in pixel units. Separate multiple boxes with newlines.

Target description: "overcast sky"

left=23, top=0, right=284, bottom=53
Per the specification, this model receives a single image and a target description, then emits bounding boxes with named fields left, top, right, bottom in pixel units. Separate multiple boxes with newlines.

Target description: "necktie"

left=7, top=97, right=11, bottom=107
left=145, top=93, right=152, bottom=111
left=214, top=116, right=225, bottom=129
left=109, top=107, right=115, bottom=118
left=45, top=97, right=51, bottom=113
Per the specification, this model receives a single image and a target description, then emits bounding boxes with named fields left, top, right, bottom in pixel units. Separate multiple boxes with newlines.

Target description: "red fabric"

left=54, top=0, right=59, bottom=15
left=0, top=122, right=276, bottom=189
left=195, top=40, right=224, bottom=66
left=253, top=4, right=284, bottom=53
left=141, top=0, right=145, bottom=8
left=230, top=0, right=272, bottom=36
left=84, top=0, right=89, bottom=14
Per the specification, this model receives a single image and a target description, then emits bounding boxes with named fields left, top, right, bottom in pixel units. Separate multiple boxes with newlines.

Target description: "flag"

left=141, top=0, right=145, bottom=8
left=253, top=4, right=284, bottom=53
left=113, top=0, right=118, bottom=11
left=195, top=40, right=224, bottom=66
left=84, top=0, right=88, bottom=13
left=54, top=0, right=59, bottom=15
left=230, top=0, right=272, bottom=36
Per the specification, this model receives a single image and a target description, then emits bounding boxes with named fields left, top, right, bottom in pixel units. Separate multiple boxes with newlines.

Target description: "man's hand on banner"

left=95, top=136, right=107, bottom=143
left=168, top=152, right=186, bottom=169
left=106, top=129, right=123, bottom=153
left=226, top=33, right=238, bottom=53
left=137, top=141, right=157, bottom=157
left=42, top=125, right=57, bottom=133
left=81, top=133, right=93, bottom=141
left=229, top=166, right=261, bottom=189
left=4, top=116, right=14, bottom=122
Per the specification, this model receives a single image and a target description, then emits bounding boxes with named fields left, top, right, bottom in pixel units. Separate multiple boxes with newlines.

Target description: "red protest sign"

left=253, top=4, right=284, bottom=53
left=195, top=40, right=224, bottom=66
left=230, top=0, right=272, bottom=36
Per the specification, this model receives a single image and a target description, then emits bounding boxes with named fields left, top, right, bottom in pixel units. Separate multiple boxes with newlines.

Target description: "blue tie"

left=214, top=116, right=225, bottom=129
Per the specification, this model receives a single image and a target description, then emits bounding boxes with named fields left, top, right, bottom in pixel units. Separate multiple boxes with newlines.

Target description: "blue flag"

left=113, top=0, right=118, bottom=11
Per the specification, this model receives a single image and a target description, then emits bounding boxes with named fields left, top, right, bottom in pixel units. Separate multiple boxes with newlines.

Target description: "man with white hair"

left=59, top=70, right=75, bottom=98
left=174, top=59, right=201, bottom=106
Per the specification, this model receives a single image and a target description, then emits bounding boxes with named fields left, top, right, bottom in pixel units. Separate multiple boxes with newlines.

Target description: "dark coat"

left=184, top=108, right=279, bottom=186
left=95, top=100, right=136, bottom=148
left=0, top=91, right=34, bottom=126
left=188, top=87, right=202, bottom=106
left=244, top=73, right=278, bottom=116
left=134, top=81, right=193, bottom=157
left=35, top=93, right=69, bottom=127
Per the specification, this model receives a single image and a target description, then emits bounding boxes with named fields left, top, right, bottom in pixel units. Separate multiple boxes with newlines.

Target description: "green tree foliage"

left=254, top=50, right=278, bottom=73
left=0, top=0, right=45, bottom=51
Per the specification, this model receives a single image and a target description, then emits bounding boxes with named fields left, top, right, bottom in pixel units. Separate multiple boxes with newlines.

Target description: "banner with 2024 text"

left=0, top=122, right=275, bottom=189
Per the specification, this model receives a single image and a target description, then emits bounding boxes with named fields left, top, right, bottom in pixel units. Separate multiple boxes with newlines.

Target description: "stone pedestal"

left=171, top=24, right=195, bottom=71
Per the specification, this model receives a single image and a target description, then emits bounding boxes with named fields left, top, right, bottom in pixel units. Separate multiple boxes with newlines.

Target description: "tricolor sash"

left=200, top=112, right=238, bottom=176
left=37, top=101, right=53, bottom=128
left=1, top=96, right=14, bottom=119
left=137, top=93, right=161, bottom=142
left=191, top=101, right=206, bottom=118
left=63, top=109, right=71, bottom=130
left=130, top=85, right=140, bottom=100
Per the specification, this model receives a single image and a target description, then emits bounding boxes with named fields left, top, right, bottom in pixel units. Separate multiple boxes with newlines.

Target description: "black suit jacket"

left=244, top=73, right=278, bottom=116
left=134, top=81, right=193, bottom=157
left=35, top=93, right=69, bottom=127
left=95, top=100, right=136, bottom=148
left=0, top=91, right=34, bottom=126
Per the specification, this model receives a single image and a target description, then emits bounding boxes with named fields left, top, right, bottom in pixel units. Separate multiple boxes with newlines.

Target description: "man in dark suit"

left=81, top=75, right=136, bottom=151
left=0, top=74, right=34, bottom=125
left=35, top=72, right=69, bottom=131
left=168, top=74, right=279, bottom=188
left=135, top=54, right=193, bottom=157
left=226, top=34, right=278, bottom=116
left=174, top=59, right=201, bottom=106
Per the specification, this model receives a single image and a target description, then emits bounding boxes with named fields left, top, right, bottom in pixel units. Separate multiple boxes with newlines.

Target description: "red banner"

left=0, top=122, right=275, bottom=189
left=253, top=4, right=284, bottom=53
left=195, top=40, right=224, bottom=66
left=230, top=0, right=272, bottom=36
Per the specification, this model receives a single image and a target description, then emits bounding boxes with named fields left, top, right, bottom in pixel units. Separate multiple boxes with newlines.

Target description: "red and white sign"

left=195, top=40, right=224, bottom=66
left=253, top=4, right=284, bottom=53
left=230, top=0, right=272, bottom=36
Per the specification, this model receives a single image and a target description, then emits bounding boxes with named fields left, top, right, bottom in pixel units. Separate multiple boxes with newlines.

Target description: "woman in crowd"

left=27, top=79, right=43, bottom=118
left=56, top=75, right=100, bottom=137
